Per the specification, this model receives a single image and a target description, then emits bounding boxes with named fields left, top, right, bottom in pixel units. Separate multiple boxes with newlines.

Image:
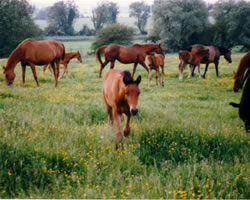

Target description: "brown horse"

left=178, top=49, right=209, bottom=80
left=2, top=39, right=65, bottom=87
left=147, top=54, right=165, bottom=86
left=43, top=51, right=82, bottom=78
left=96, top=43, right=164, bottom=78
left=187, top=44, right=232, bottom=78
left=233, top=51, right=250, bottom=92
left=102, top=69, right=141, bottom=145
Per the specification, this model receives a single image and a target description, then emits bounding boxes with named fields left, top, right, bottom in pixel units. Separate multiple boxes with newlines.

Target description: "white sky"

left=29, top=0, right=218, bottom=16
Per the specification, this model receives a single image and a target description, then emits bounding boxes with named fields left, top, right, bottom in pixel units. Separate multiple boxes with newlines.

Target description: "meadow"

left=0, top=40, right=249, bottom=198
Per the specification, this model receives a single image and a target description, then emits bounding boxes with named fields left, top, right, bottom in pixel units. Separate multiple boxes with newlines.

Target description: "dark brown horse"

left=96, top=43, right=164, bottom=78
left=3, top=39, right=65, bottom=87
left=43, top=51, right=82, bottom=78
left=233, top=51, right=250, bottom=92
left=102, top=69, right=141, bottom=145
left=187, top=44, right=232, bottom=78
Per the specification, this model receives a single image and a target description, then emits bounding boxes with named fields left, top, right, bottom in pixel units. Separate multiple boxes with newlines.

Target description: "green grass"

left=0, top=49, right=249, bottom=199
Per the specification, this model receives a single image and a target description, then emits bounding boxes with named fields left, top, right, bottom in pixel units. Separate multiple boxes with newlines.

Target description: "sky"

left=29, top=0, right=218, bottom=16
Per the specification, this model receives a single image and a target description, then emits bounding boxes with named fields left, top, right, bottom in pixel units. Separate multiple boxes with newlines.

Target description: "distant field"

left=0, top=51, right=249, bottom=198
left=35, top=17, right=153, bottom=32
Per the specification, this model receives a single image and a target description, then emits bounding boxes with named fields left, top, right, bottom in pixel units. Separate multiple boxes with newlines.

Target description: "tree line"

left=0, top=0, right=249, bottom=57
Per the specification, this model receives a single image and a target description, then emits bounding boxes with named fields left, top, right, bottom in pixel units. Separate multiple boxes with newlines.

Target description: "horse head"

left=2, top=66, right=16, bottom=85
left=219, top=46, right=232, bottom=63
left=233, top=71, right=243, bottom=92
left=123, top=71, right=141, bottom=116
left=154, top=44, right=164, bottom=55
left=77, top=51, right=83, bottom=63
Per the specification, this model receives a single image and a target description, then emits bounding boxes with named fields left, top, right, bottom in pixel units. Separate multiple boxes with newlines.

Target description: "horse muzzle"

left=131, top=108, right=138, bottom=116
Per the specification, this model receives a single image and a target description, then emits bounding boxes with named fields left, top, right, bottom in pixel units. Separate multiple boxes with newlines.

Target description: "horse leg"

left=197, top=64, right=201, bottom=79
left=161, top=64, right=165, bottom=75
left=215, top=61, right=219, bottom=77
left=139, top=61, right=151, bottom=86
left=188, top=65, right=194, bottom=78
left=179, top=62, right=185, bottom=80
left=191, top=65, right=196, bottom=77
left=43, top=64, right=48, bottom=73
left=203, top=63, right=209, bottom=78
left=60, top=63, right=67, bottom=79
left=113, top=108, right=123, bottom=145
left=158, top=68, right=163, bottom=86
left=21, top=62, right=26, bottom=84
left=29, top=63, right=39, bottom=87
left=124, top=113, right=131, bottom=137
left=99, top=59, right=110, bottom=78
left=50, top=62, right=58, bottom=87
left=110, top=61, right=115, bottom=69
left=132, top=62, right=138, bottom=78
left=156, top=69, right=158, bottom=86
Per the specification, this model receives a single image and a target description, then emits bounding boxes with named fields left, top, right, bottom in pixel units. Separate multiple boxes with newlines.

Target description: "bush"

left=91, top=23, right=135, bottom=50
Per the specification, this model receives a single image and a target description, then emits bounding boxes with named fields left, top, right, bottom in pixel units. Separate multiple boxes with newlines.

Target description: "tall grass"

left=0, top=51, right=249, bottom=199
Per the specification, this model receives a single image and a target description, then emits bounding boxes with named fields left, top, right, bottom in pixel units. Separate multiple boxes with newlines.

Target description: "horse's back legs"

left=132, top=62, right=138, bottom=78
left=50, top=62, right=59, bottom=87
left=215, top=61, right=219, bottom=77
left=21, top=62, right=26, bottom=84
left=203, top=63, right=209, bottom=78
left=29, top=63, right=40, bottom=86
left=99, top=59, right=110, bottom=78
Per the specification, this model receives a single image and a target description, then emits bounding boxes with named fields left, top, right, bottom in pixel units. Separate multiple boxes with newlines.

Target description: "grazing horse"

left=187, top=44, right=232, bottom=78
left=96, top=43, right=164, bottom=78
left=178, top=49, right=209, bottom=80
left=2, top=39, right=65, bottom=87
left=147, top=54, right=165, bottom=86
left=43, top=51, right=83, bottom=78
left=102, top=69, right=141, bottom=145
left=230, top=74, right=250, bottom=132
left=233, top=51, right=250, bottom=92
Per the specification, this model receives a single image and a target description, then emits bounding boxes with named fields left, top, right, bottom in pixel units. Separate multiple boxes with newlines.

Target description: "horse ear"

left=135, top=75, right=141, bottom=85
left=123, top=71, right=133, bottom=85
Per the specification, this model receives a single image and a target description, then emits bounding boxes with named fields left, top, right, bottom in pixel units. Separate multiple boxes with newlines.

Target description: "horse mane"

left=5, top=47, right=22, bottom=70
left=123, top=70, right=135, bottom=85
left=217, top=46, right=230, bottom=54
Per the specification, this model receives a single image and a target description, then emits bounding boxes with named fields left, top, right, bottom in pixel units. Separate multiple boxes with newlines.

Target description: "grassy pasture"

left=0, top=44, right=249, bottom=199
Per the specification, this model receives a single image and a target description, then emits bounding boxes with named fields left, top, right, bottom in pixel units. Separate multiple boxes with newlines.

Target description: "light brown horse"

left=178, top=49, right=209, bottom=80
left=96, top=43, right=164, bottom=78
left=2, top=39, right=65, bottom=87
left=43, top=51, right=82, bottom=78
left=187, top=44, right=232, bottom=78
left=233, top=51, right=250, bottom=92
left=102, top=69, right=141, bottom=145
left=147, top=54, right=165, bottom=86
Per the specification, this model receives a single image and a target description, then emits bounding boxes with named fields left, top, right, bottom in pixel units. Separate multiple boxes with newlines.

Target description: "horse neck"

left=5, top=48, right=22, bottom=71
left=140, top=44, right=159, bottom=54
left=234, top=57, right=249, bottom=81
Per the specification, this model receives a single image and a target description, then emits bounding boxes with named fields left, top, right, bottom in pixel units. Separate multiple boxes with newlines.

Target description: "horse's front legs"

left=179, top=62, right=185, bottom=80
left=188, top=65, right=194, bottom=78
left=215, top=61, right=219, bottom=77
left=21, top=62, right=26, bottom=84
left=124, top=113, right=131, bottom=137
left=50, top=62, right=58, bottom=87
left=113, top=109, right=123, bottom=145
left=60, top=63, right=68, bottom=79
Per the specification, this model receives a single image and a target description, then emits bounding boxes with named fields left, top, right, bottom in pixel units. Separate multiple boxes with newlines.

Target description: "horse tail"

left=229, top=102, right=240, bottom=108
left=96, top=45, right=107, bottom=66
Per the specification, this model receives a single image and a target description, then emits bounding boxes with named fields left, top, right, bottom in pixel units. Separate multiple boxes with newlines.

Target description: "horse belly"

left=118, top=49, right=138, bottom=64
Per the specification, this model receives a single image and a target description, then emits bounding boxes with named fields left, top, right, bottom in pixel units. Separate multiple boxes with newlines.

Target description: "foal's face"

left=124, top=84, right=140, bottom=116
left=3, top=68, right=15, bottom=85
left=77, top=52, right=83, bottom=63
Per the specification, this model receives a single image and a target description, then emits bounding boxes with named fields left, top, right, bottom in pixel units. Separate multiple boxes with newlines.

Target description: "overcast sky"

left=30, top=0, right=218, bottom=16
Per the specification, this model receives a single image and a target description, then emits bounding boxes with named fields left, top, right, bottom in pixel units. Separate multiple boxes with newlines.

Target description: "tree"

left=151, top=0, right=209, bottom=52
left=212, top=0, right=250, bottom=50
left=46, top=0, right=79, bottom=36
left=91, top=2, right=119, bottom=33
left=129, top=1, right=151, bottom=35
left=34, top=7, right=50, bottom=20
left=0, top=0, right=41, bottom=58
left=91, top=23, right=134, bottom=50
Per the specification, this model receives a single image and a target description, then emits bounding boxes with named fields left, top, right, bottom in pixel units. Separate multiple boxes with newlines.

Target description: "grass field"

left=0, top=44, right=249, bottom=199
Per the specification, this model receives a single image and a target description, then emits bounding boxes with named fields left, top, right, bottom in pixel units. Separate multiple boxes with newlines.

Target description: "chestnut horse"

left=187, top=44, right=232, bottom=78
left=43, top=51, right=82, bottom=78
left=102, top=69, right=141, bottom=145
left=147, top=54, right=165, bottom=86
left=233, top=51, right=250, bottom=92
left=2, top=39, right=65, bottom=87
left=96, top=43, right=164, bottom=78
left=178, top=49, right=209, bottom=80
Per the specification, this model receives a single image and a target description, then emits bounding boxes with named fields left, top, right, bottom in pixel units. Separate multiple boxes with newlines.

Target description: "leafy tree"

left=46, top=0, right=79, bottom=36
left=212, top=0, right=250, bottom=50
left=91, top=2, right=119, bottom=33
left=34, top=7, right=50, bottom=20
left=91, top=23, right=134, bottom=50
left=0, top=0, right=41, bottom=58
left=129, top=1, right=151, bottom=35
left=151, top=0, right=209, bottom=52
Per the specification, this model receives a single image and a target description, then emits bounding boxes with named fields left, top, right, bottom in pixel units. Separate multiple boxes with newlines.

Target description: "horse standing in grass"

left=102, top=69, right=141, bottom=145
left=43, top=51, right=82, bottom=78
left=178, top=49, right=209, bottom=80
left=96, top=43, right=164, bottom=78
left=230, top=74, right=250, bottom=132
left=2, top=39, right=65, bottom=87
left=233, top=51, right=250, bottom=92
left=147, top=54, right=165, bottom=86
left=187, top=44, right=232, bottom=78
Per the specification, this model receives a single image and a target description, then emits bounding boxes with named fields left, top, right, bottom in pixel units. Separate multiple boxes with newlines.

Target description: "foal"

left=178, top=49, right=209, bottom=80
left=102, top=69, right=141, bottom=145
left=147, top=54, right=165, bottom=86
